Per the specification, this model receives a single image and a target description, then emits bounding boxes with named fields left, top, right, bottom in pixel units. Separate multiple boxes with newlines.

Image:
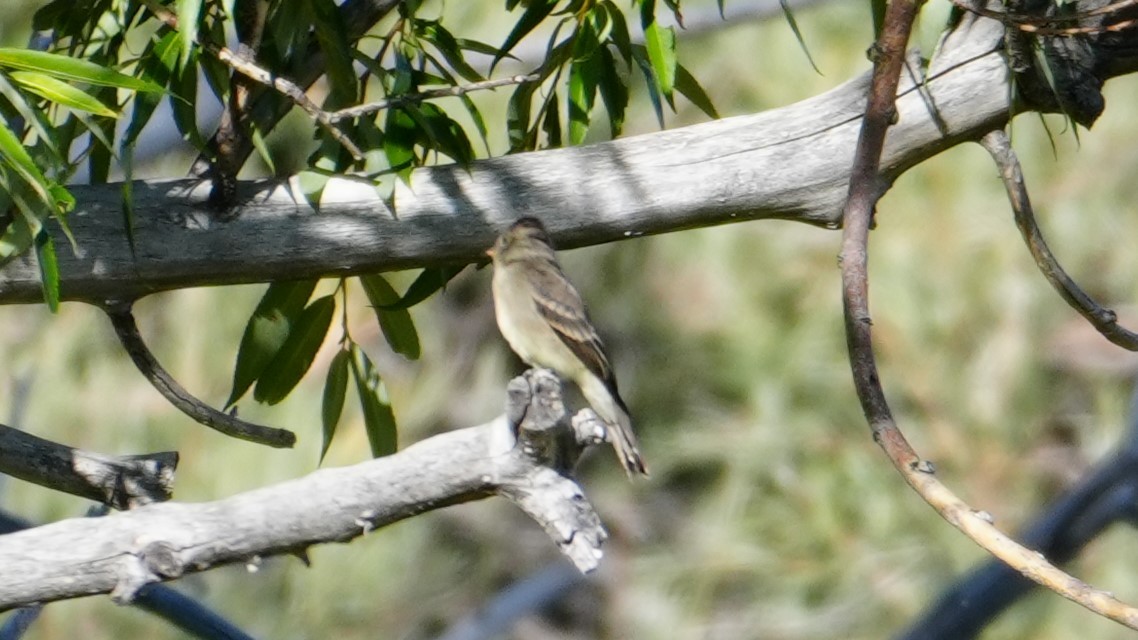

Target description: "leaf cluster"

left=3, top=0, right=718, bottom=457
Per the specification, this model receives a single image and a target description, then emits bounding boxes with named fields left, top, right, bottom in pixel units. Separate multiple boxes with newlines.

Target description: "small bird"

left=487, top=217, right=647, bottom=476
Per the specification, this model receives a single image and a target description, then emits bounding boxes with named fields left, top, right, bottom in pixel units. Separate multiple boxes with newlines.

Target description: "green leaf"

left=542, top=88, right=562, bottom=147
left=320, top=347, right=350, bottom=464
left=632, top=45, right=665, bottom=128
left=350, top=345, right=397, bottom=458
left=369, top=266, right=466, bottom=310
left=360, top=274, right=421, bottom=360
left=643, top=21, right=677, bottom=101
left=125, top=31, right=181, bottom=149
left=229, top=280, right=318, bottom=407
left=177, top=0, right=204, bottom=63
left=384, top=107, right=417, bottom=176
left=420, top=21, right=484, bottom=83
left=778, top=0, right=820, bottom=75
left=495, top=0, right=558, bottom=70
left=0, top=72, right=63, bottom=167
left=170, top=47, right=205, bottom=150
left=255, top=294, right=336, bottom=405
left=9, top=71, right=117, bottom=117
left=507, top=81, right=537, bottom=152
left=306, top=0, right=358, bottom=105
left=568, top=58, right=599, bottom=145
left=0, top=48, right=163, bottom=93
left=674, top=62, right=719, bottom=119
left=34, top=231, right=59, bottom=312
left=0, top=119, right=51, bottom=203
left=602, top=1, right=633, bottom=65
left=596, top=47, right=628, bottom=137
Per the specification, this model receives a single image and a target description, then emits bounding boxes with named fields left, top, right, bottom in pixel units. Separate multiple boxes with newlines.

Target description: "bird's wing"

left=526, top=262, right=615, bottom=385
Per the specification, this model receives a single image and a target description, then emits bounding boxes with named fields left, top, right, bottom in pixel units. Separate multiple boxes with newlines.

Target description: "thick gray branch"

left=0, top=16, right=1011, bottom=304
left=0, top=370, right=608, bottom=611
left=0, top=423, right=177, bottom=509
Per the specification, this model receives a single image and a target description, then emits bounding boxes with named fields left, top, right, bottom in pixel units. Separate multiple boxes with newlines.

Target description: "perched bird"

left=487, top=217, right=647, bottom=476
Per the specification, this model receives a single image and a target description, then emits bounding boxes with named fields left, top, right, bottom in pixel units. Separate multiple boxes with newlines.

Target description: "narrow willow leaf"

left=34, top=231, right=59, bottom=312
left=420, top=21, right=484, bottom=83
left=597, top=47, right=628, bottom=137
left=350, top=345, right=397, bottom=458
left=228, top=280, right=318, bottom=407
left=0, top=72, right=63, bottom=166
left=370, top=266, right=466, bottom=310
left=9, top=71, right=117, bottom=117
left=507, top=81, right=537, bottom=152
left=568, top=58, right=599, bottom=145
left=495, top=0, right=557, bottom=70
left=170, top=46, right=205, bottom=150
left=254, top=294, right=336, bottom=405
left=643, top=21, right=677, bottom=101
left=542, top=88, right=562, bottom=147
left=249, top=124, right=276, bottom=174
left=384, top=108, right=417, bottom=175
left=632, top=46, right=665, bottom=128
left=125, top=31, right=181, bottom=149
left=176, top=0, right=204, bottom=63
left=320, top=348, right=351, bottom=464
left=0, top=119, right=52, bottom=203
left=360, top=274, right=421, bottom=360
left=306, top=0, right=358, bottom=105
left=602, top=1, right=633, bottom=65
left=674, top=63, right=719, bottom=119
left=778, top=0, right=820, bottom=74
left=0, top=48, right=163, bottom=92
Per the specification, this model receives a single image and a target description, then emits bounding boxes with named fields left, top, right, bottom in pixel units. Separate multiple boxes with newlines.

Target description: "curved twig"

left=898, top=383, right=1138, bottom=638
left=839, top=0, right=1138, bottom=631
left=101, top=300, right=297, bottom=448
left=980, top=129, right=1138, bottom=350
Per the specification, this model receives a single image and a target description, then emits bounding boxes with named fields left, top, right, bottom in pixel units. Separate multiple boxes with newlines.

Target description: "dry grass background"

left=4, top=1, right=1138, bottom=638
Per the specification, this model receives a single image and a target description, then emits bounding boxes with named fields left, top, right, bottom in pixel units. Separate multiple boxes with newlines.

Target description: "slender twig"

left=101, top=300, right=297, bottom=448
left=139, top=0, right=364, bottom=161
left=898, top=383, right=1138, bottom=638
left=980, top=130, right=1138, bottom=350
left=327, top=74, right=540, bottom=123
left=839, top=0, right=1138, bottom=631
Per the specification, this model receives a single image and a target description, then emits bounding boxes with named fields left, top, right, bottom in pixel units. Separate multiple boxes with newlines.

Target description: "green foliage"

left=5, top=0, right=719, bottom=464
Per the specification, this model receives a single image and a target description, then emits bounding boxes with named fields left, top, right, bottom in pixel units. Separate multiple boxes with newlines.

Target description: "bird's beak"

left=485, top=247, right=495, bottom=258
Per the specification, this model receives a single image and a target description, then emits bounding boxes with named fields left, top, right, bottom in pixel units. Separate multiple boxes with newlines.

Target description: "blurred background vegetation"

left=4, top=0, right=1138, bottom=638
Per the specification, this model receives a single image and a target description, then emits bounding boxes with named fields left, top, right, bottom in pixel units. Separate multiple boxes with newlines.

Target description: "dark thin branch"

left=101, top=300, right=297, bottom=449
left=0, top=370, right=606, bottom=611
left=979, top=129, right=1138, bottom=350
left=0, top=422, right=177, bottom=509
left=839, top=0, right=1138, bottom=630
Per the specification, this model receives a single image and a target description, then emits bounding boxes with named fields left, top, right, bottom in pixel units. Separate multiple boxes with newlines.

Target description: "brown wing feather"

left=525, top=260, right=617, bottom=387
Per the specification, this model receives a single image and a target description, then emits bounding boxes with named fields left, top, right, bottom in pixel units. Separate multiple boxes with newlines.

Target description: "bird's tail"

left=580, top=374, right=648, bottom=476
